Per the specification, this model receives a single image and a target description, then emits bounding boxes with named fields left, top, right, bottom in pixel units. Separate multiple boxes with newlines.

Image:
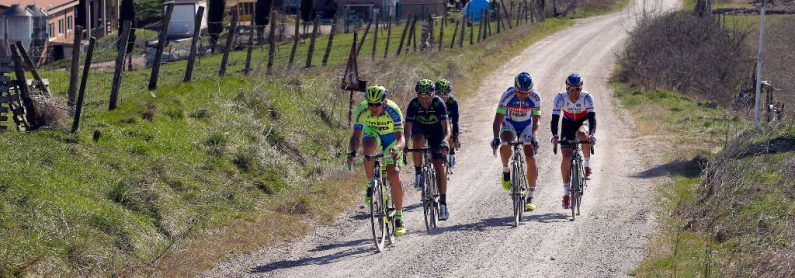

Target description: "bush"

left=618, top=12, right=747, bottom=105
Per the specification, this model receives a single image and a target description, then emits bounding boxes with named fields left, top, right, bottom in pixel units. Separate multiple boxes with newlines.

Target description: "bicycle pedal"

left=387, top=208, right=396, bottom=217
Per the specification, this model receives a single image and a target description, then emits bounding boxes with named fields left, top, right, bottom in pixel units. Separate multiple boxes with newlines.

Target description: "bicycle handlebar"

left=553, top=140, right=595, bottom=155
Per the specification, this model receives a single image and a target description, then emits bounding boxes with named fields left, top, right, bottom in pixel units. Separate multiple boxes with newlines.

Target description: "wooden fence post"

left=71, top=37, right=96, bottom=133
left=148, top=3, right=173, bottom=91
left=322, top=19, right=336, bottom=66
left=244, top=24, right=255, bottom=74
left=109, top=20, right=131, bottom=110
left=184, top=6, right=205, bottom=82
left=469, top=12, right=474, bottom=45
left=288, top=14, right=300, bottom=69
left=515, top=3, right=522, bottom=26
left=371, top=16, right=378, bottom=60
left=411, top=17, right=418, bottom=52
left=478, top=10, right=485, bottom=42
left=383, top=18, right=392, bottom=59
left=458, top=14, right=465, bottom=48
left=356, top=20, right=371, bottom=57
left=496, top=4, right=503, bottom=33
left=219, top=12, right=238, bottom=76
left=396, top=15, right=411, bottom=56
left=13, top=42, right=50, bottom=96
left=449, top=19, right=458, bottom=49
left=10, top=45, right=38, bottom=129
left=487, top=7, right=493, bottom=36
left=305, top=15, right=320, bottom=68
left=67, top=25, right=83, bottom=109
left=501, top=0, right=513, bottom=29
left=438, top=15, right=444, bottom=51
left=266, top=11, right=277, bottom=75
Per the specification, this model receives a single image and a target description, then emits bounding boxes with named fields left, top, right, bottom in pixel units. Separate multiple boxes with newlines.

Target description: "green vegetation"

left=1, top=11, right=580, bottom=277
left=614, top=5, right=795, bottom=276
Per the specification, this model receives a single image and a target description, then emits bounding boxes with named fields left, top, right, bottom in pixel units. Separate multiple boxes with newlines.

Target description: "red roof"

left=0, top=0, right=78, bottom=11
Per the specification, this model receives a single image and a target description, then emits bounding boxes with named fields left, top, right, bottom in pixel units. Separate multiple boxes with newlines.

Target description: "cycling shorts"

left=501, top=119, right=535, bottom=144
left=560, top=118, right=588, bottom=148
left=411, top=124, right=446, bottom=161
left=363, top=126, right=400, bottom=165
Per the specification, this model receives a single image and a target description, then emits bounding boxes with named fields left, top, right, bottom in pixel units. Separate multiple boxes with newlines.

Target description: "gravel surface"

left=205, top=0, right=680, bottom=276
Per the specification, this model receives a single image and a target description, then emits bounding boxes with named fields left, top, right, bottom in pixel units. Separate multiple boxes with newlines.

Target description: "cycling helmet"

left=415, top=79, right=435, bottom=95
left=435, top=79, right=452, bottom=95
left=514, top=72, right=534, bottom=91
left=565, top=73, right=584, bottom=87
left=365, top=85, right=387, bottom=103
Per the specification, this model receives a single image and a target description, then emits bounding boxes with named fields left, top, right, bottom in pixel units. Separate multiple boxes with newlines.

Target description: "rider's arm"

left=441, top=118, right=451, bottom=142
left=394, top=131, right=405, bottom=150
left=493, top=113, right=505, bottom=139
left=404, top=121, right=413, bottom=145
left=585, top=93, right=596, bottom=135
left=450, top=99, right=460, bottom=139
left=349, top=129, right=362, bottom=155
left=551, top=93, right=562, bottom=137
left=436, top=97, right=450, bottom=141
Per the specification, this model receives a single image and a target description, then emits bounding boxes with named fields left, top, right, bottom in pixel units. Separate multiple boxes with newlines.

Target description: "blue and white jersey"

left=496, top=87, right=542, bottom=123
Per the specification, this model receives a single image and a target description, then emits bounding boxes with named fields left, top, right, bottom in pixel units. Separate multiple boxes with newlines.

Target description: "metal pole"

left=754, top=0, right=766, bottom=128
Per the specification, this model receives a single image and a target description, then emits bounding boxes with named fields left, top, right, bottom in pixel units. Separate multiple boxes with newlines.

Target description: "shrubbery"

left=618, top=12, right=747, bottom=105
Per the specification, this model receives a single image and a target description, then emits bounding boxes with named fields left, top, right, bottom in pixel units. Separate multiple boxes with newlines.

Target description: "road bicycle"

left=554, top=140, right=594, bottom=221
left=404, top=147, right=440, bottom=233
left=350, top=152, right=396, bottom=251
left=495, top=142, right=531, bottom=227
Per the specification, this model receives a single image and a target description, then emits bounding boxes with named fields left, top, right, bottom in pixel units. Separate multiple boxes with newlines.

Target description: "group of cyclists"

left=346, top=72, right=597, bottom=236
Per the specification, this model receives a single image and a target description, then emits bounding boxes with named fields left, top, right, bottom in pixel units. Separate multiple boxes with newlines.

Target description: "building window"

left=58, top=19, right=64, bottom=34
left=67, top=16, right=72, bottom=31
left=48, top=23, right=54, bottom=38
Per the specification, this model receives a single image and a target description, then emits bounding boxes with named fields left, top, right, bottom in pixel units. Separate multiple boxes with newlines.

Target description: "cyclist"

left=435, top=79, right=461, bottom=168
left=347, top=85, right=408, bottom=236
left=550, top=73, right=596, bottom=209
left=489, top=72, right=542, bottom=212
left=406, top=79, right=452, bottom=220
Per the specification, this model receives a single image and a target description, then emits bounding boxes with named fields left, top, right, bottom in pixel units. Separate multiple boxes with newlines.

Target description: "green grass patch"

left=1, top=14, right=577, bottom=277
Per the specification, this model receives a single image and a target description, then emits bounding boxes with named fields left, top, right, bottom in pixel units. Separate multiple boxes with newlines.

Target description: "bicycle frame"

left=404, top=147, right=440, bottom=233
left=365, top=153, right=395, bottom=251
left=508, top=142, right=529, bottom=227
left=556, top=140, right=589, bottom=220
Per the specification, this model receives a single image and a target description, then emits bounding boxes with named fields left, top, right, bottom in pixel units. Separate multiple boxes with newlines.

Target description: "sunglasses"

left=516, top=89, right=530, bottom=94
left=368, top=102, right=383, bottom=107
left=418, top=92, right=433, bottom=96
left=567, top=86, right=582, bottom=92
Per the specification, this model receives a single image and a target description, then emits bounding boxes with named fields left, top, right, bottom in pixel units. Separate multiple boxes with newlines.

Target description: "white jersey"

left=497, top=87, right=542, bottom=123
left=552, top=91, right=595, bottom=121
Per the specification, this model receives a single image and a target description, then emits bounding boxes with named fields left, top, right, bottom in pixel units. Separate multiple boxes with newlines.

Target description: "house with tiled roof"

left=0, top=0, right=80, bottom=44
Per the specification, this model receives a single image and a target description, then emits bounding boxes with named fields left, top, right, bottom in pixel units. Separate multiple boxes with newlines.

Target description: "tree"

left=255, top=0, right=273, bottom=44
left=208, top=0, right=226, bottom=51
left=119, top=0, right=136, bottom=54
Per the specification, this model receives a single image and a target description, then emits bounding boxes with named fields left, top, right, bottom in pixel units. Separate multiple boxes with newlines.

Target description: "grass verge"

left=1, top=14, right=578, bottom=278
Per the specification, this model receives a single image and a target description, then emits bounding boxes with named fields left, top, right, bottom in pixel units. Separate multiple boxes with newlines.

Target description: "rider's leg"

left=362, top=136, right=378, bottom=179
left=499, top=130, right=514, bottom=169
left=386, top=165, right=403, bottom=211
left=523, top=144, right=538, bottom=193
left=412, top=134, right=427, bottom=171
left=433, top=159, right=447, bottom=197
left=577, top=127, right=592, bottom=179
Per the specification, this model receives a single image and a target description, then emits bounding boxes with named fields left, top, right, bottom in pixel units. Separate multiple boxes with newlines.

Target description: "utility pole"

left=754, top=0, right=766, bottom=128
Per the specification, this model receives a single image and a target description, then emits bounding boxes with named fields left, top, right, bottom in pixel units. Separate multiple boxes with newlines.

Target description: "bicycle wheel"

left=422, top=166, right=435, bottom=233
left=429, top=166, right=438, bottom=230
left=569, top=160, right=580, bottom=220
left=370, top=178, right=387, bottom=251
left=511, top=163, right=522, bottom=227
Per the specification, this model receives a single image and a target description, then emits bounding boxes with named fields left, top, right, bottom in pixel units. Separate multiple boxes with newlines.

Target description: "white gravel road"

left=205, top=0, right=679, bottom=276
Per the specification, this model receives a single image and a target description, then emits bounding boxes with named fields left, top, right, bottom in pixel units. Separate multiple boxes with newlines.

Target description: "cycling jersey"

left=443, top=95, right=460, bottom=138
left=406, top=96, right=448, bottom=127
left=353, top=99, right=404, bottom=135
left=551, top=91, right=597, bottom=143
left=497, top=87, right=542, bottom=123
left=497, top=87, right=542, bottom=144
left=552, top=91, right=595, bottom=121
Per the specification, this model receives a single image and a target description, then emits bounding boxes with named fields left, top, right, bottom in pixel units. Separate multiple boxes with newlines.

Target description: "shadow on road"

left=251, top=239, right=372, bottom=273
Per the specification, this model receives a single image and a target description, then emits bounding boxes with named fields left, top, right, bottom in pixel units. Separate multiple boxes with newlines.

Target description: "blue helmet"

left=565, top=73, right=583, bottom=87
left=514, top=72, right=533, bottom=91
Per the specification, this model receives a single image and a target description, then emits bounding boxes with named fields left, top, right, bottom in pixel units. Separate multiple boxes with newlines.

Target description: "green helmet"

left=435, top=79, right=452, bottom=95
left=415, top=79, right=435, bottom=95
left=365, top=85, right=387, bottom=103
